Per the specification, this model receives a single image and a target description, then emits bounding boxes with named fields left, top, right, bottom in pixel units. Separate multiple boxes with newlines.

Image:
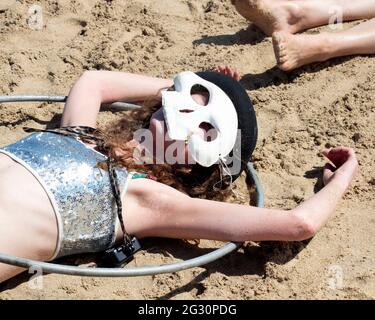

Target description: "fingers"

left=323, top=162, right=336, bottom=172
left=321, top=147, right=358, bottom=183
left=321, top=146, right=356, bottom=167
left=321, top=146, right=359, bottom=187
left=213, top=65, right=241, bottom=81
left=233, top=70, right=241, bottom=81
left=227, top=66, right=234, bottom=78
left=321, top=147, right=332, bottom=158
left=214, top=65, right=225, bottom=73
left=323, top=146, right=355, bottom=157
left=322, top=163, right=336, bottom=186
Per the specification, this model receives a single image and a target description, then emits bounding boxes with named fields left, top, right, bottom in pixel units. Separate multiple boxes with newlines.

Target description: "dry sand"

left=0, top=0, right=374, bottom=299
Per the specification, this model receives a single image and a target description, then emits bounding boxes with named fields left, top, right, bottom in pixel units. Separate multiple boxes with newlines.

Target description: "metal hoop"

left=0, top=95, right=264, bottom=277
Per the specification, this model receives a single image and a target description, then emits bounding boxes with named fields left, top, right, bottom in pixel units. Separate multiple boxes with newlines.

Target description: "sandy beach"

left=0, top=0, right=374, bottom=299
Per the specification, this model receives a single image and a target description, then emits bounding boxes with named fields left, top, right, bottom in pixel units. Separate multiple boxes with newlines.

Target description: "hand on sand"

left=213, top=65, right=241, bottom=81
left=322, top=147, right=359, bottom=188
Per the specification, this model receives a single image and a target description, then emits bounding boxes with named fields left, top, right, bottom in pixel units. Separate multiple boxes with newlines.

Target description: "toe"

left=272, top=32, right=285, bottom=55
left=272, top=32, right=284, bottom=45
left=277, top=47, right=288, bottom=58
left=279, top=60, right=295, bottom=72
left=278, top=54, right=289, bottom=64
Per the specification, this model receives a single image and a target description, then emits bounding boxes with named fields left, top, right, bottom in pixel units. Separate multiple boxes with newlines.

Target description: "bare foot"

left=232, top=0, right=304, bottom=36
left=272, top=31, right=333, bottom=71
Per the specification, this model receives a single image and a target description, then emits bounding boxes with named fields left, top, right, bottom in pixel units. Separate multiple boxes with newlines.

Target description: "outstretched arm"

left=60, top=66, right=241, bottom=128
left=60, top=71, right=173, bottom=128
left=123, top=147, right=358, bottom=242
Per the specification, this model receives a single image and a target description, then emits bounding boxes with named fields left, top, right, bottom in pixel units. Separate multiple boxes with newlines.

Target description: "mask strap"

left=219, top=156, right=244, bottom=200
left=213, top=156, right=234, bottom=192
left=219, top=157, right=232, bottom=182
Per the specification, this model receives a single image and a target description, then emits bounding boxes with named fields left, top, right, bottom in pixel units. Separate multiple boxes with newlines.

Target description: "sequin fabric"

left=0, top=132, right=129, bottom=259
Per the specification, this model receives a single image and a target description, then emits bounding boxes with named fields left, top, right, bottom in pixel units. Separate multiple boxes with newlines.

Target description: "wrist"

left=326, top=172, right=351, bottom=194
left=156, top=79, right=173, bottom=98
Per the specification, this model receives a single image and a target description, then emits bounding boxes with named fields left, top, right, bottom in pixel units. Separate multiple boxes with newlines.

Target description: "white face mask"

left=162, top=71, right=238, bottom=167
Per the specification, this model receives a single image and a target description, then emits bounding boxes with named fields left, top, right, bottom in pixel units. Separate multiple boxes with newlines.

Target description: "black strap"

left=24, top=126, right=133, bottom=248
left=23, top=126, right=104, bottom=148
left=106, top=157, right=133, bottom=246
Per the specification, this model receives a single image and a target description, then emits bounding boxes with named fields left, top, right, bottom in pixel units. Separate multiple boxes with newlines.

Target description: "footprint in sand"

left=45, top=16, right=87, bottom=44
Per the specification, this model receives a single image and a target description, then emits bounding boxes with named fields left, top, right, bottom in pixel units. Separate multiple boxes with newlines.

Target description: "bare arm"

left=293, top=147, right=358, bottom=233
left=60, top=71, right=173, bottom=128
left=124, top=147, right=358, bottom=242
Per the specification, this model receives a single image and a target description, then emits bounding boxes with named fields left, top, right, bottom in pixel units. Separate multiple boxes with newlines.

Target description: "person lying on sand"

left=0, top=67, right=358, bottom=283
left=232, top=0, right=375, bottom=71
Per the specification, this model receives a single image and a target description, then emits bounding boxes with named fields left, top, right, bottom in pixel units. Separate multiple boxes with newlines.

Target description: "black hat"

left=195, top=71, right=258, bottom=182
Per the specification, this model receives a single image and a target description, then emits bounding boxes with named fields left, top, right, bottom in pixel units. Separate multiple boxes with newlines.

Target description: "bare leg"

left=232, top=0, right=375, bottom=36
left=273, top=18, right=375, bottom=71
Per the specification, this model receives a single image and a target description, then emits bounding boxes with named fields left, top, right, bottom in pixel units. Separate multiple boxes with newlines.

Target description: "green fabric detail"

left=131, top=172, right=148, bottom=179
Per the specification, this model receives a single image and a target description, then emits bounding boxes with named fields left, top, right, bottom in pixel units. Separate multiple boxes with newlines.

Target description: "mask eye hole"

left=191, top=84, right=209, bottom=106
left=179, top=109, right=194, bottom=113
left=198, top=122, right=218, bottom=142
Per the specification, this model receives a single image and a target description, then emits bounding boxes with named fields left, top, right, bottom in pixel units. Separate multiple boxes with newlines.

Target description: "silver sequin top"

left=0, top=132, right=129, bottom=259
